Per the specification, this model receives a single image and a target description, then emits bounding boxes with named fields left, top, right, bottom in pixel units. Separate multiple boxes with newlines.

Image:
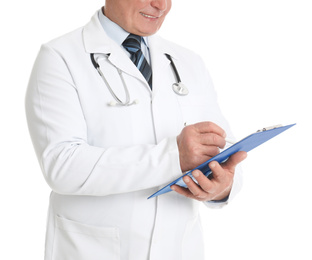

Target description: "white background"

left=1, top=0, right=311, bottom=259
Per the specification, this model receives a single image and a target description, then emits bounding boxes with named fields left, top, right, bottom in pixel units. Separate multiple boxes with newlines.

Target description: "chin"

left=137, top=27, right=161, bottom=36
left=132, top=20, right=163, bottom=36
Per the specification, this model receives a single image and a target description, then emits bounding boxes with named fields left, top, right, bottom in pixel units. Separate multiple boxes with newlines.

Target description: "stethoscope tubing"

left=90, top=52, right=188, bottom=106
left=164, top=53, right=182, bottom=83
left=91, top=53, right=132, bottom=105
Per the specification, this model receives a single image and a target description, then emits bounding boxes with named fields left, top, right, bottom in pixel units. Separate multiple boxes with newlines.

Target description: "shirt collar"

left=98, top=8, right=149, bottom=48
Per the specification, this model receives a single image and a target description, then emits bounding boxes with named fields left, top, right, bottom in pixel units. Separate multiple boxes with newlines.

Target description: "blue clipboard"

left=148, top=123, right=295, bottom=199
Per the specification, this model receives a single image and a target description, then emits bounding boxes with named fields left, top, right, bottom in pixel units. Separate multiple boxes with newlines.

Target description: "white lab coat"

left=26, top=11, right=242, bottom=260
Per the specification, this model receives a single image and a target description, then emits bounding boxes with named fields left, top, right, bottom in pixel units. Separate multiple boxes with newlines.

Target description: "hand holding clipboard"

left=148, top=123, right=295, bottom=199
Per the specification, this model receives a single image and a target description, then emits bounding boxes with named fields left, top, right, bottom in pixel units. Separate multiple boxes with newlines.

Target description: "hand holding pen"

left=175, top=121, right=247, bottom=201
left=177, top=121, right=229, bottom=172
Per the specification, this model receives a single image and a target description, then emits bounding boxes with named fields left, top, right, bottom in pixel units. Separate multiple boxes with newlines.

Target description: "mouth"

left=140, top=12, right=161, bottom=19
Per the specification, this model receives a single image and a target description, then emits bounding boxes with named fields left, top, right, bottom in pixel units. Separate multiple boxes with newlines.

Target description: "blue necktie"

left=122, top=34, right=152, bottom=89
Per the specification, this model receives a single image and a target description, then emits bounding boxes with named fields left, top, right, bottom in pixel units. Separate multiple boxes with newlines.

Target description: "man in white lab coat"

left=25, top=1, right=247, bottom=259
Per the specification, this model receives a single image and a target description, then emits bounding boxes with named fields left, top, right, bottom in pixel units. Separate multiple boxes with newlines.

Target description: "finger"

left=208, top=160, right=226, bottom=180
left=194, top=122, right=226, bottom=138
left=182, top=175, right=207, bottom=199
left=207, top=161, right=234, bottom=198
left=192, top=170, right=215, bottom=194
left=172, top=182, right=209, bottom=201
left=200, top=133, right=226, bottom=149
left=171, top=184, right=197, bottom=199
left=223, top=151, right=247, bottom=172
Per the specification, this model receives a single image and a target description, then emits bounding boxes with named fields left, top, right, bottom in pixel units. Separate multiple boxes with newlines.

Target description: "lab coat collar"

left=83, top=12, right=115, bottom=55
left=83, top=12, right=146, bottom=85
left=83, top=12, right=179, bottom=61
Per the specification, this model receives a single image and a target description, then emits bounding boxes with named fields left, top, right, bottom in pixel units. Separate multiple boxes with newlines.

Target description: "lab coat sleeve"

left=25, top=44, right=182, bottom=196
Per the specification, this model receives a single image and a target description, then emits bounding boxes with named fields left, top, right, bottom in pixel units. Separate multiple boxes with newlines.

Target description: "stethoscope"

left=90, top=53, right=189, bottom=106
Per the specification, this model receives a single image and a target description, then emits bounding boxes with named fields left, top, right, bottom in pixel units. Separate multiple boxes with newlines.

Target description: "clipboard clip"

left=256, top=124, right=283, bottom=132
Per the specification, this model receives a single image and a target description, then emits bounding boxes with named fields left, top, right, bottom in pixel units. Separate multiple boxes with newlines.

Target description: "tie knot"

left=122, top=34, right=142, bottom=54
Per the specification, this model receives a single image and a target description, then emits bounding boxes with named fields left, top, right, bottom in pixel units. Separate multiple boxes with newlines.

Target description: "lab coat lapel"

left=108, top=51, right=147, bottom=85
left=148, top=35, right=184, bottom=141
left=148, top=35, right=178, bottom=97
left=83, top=12, right=148, bottom=86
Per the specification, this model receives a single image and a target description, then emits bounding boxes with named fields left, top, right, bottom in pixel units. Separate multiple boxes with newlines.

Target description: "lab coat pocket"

left=53, top=216, right=120, bottom=260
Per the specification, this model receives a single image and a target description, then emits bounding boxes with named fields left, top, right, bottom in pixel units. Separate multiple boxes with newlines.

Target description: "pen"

left=225, top=138, right=236, bottom=145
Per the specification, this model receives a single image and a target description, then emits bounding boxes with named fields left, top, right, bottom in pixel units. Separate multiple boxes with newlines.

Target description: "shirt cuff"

left=209, top=195, right=230, bottom=203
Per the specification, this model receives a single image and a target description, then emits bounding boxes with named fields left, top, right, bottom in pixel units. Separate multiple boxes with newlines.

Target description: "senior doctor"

left=26, top=1, right=247, bottom=260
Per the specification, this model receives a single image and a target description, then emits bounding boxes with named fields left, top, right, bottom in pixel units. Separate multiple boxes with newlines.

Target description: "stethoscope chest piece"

left=172, top=82, right=189, bottom=96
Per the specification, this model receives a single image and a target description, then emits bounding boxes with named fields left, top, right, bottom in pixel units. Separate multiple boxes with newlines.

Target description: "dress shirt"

left=98, top=9, right=151, bottom=65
